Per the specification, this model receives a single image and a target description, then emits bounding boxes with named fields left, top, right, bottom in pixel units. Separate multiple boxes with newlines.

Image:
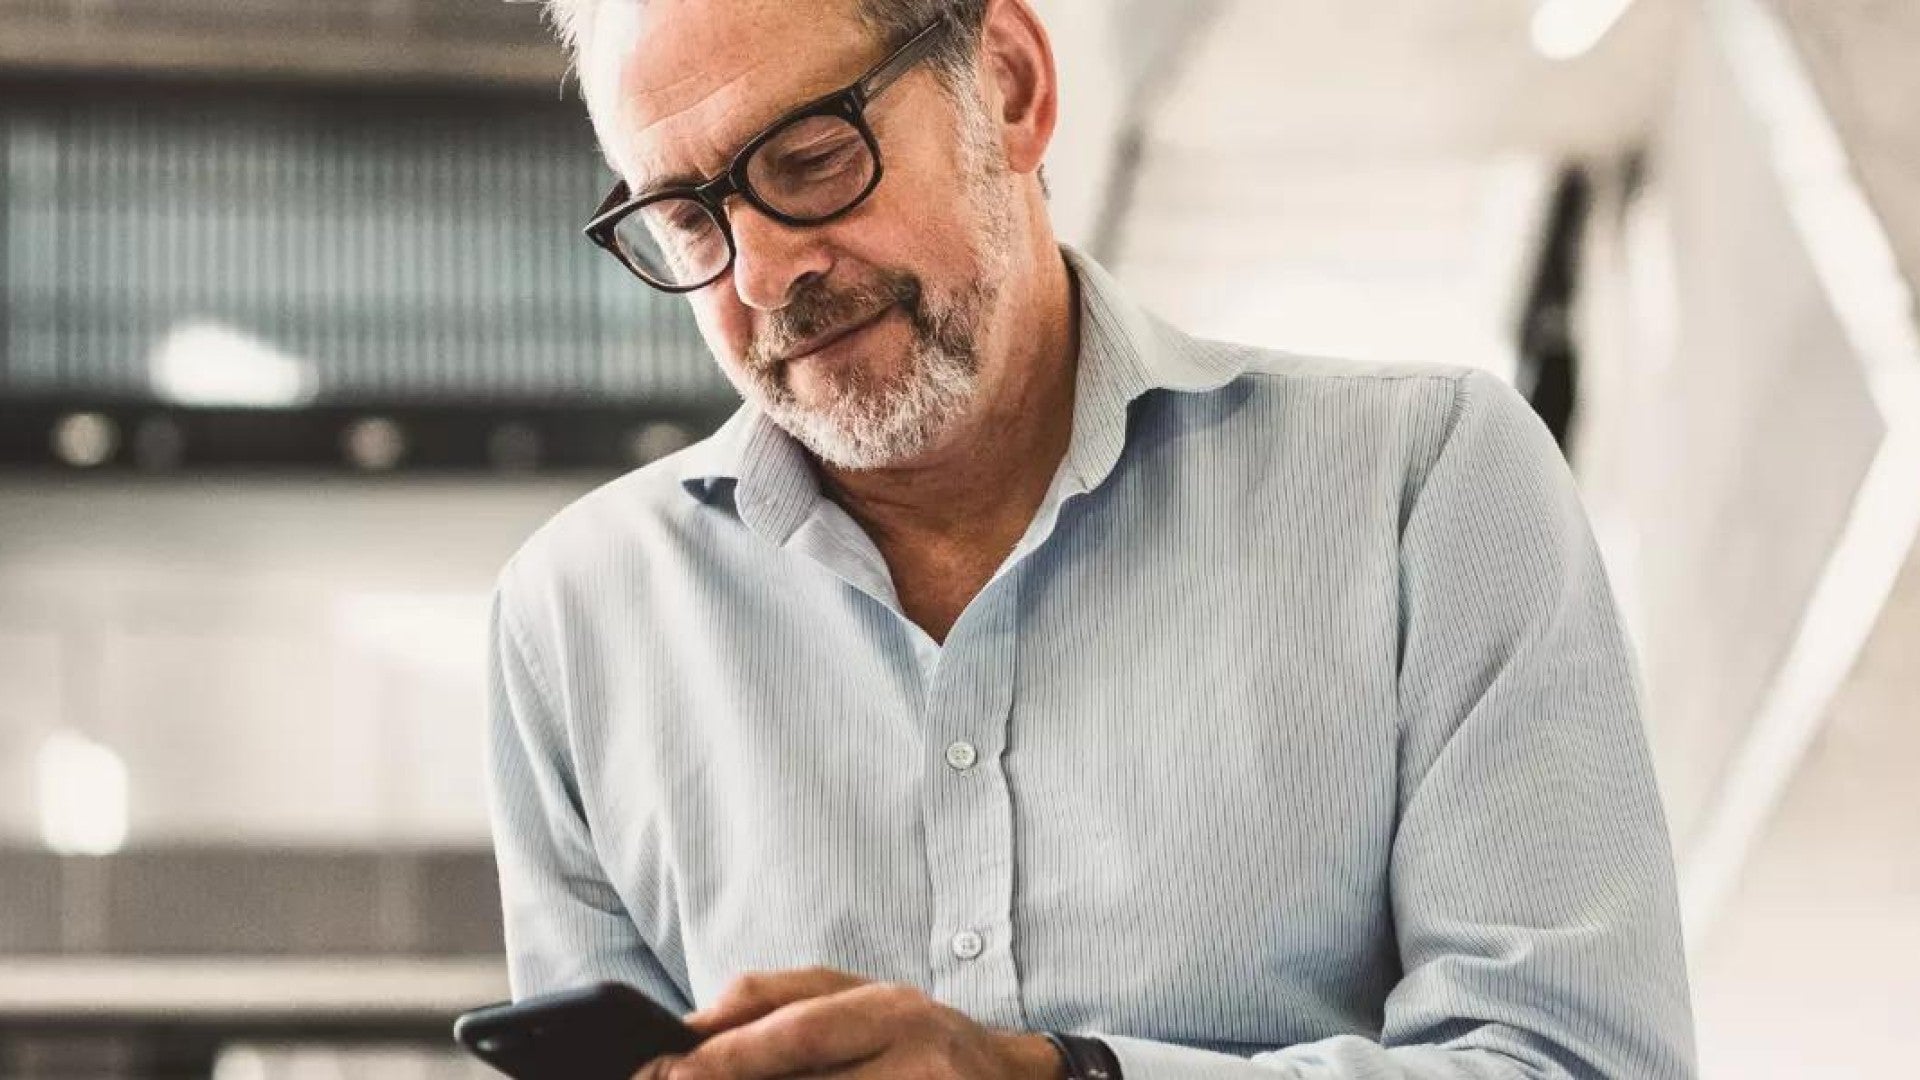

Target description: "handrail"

left=1678, top=0, right=1920, bottom=953
left=0, top=956, right=506, bottom=1019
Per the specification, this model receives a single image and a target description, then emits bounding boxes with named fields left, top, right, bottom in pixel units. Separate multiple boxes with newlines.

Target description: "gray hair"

left=543, top=1, right=990, bottom=93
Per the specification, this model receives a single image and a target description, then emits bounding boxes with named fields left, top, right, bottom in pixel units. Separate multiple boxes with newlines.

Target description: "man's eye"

left=782, top=141, right=858, bottom=174
left=652, top=205, right=708, bottom=234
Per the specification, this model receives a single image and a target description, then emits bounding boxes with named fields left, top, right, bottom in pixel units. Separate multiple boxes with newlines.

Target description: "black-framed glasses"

left=584, top=16, right=951, bottom=293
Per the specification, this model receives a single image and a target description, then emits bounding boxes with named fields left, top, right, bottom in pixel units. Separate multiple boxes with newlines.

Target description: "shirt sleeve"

left=1101, top=369, right=1697, bottom=1079
left=484, top=578, right=694, bottom=1012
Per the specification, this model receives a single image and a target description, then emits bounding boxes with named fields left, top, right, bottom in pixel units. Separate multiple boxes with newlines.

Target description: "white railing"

left=1677, top=0, right=1920, bottom=952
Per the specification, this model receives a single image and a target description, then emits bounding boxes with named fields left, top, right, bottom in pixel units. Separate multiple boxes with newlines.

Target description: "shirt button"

left=950, top=929, right=985, bottom=960
left=944, top=740, right=978, bottom=772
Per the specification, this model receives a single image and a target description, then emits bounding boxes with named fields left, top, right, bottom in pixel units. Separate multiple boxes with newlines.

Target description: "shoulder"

left=1156, top=320, right=1477, bottom=416
left=1138, top=325, right=1556, bottom=524
left=1158, top=326, right=1499, bottom=455
left=1241, top=352, right=1537, bottom=468
left=493, top=442, right=714, bottom=628
left=1228, top=341, right=1517, bottom=429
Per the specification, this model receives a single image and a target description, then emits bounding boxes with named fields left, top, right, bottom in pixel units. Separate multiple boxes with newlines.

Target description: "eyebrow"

left=629, top=62, right=858, bottom=198
left=636, top=163, right=709, bottom=195
left=630, top=133, right=735, bottom=198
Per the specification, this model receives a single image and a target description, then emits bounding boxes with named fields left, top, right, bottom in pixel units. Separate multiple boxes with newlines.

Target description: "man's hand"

left=633, top=966, right=1064, bottom=1080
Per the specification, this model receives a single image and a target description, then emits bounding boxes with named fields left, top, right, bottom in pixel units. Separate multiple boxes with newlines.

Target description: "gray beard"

left=755, top=277, right=991, bottom=471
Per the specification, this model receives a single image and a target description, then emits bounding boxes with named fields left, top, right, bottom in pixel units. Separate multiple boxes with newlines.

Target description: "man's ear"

left=978, top=0, right=1059, bottom=176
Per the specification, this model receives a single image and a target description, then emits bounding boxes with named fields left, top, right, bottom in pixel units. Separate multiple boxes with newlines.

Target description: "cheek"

left=690, top=294, right=755, bottom=369
left=866, top=171, right=1008, bottom=288
left=820, top=206, right=993, bottom=313
left=863, top=121, right=1002, bottom=253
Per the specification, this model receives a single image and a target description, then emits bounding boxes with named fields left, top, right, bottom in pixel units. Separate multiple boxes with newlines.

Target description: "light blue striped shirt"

left=484, top=248, right=1695, bottom=1078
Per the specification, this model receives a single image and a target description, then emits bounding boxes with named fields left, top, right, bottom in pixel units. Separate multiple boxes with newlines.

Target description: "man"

left=484, top=0, right=1697, bottom=1077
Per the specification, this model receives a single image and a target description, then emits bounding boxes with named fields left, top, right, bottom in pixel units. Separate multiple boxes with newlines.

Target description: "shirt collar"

left=675, top=244, right=1246, bottom=529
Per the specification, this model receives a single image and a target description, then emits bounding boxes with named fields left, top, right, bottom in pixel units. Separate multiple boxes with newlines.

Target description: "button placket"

left=916, top=577, right=1027, bottom=1028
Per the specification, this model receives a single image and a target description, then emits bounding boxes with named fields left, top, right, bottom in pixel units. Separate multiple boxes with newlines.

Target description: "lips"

left=780, top=305, right=893, bottom=364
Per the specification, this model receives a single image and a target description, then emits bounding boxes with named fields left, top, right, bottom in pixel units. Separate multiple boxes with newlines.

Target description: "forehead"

left=585, top=0, right=881, bottom=189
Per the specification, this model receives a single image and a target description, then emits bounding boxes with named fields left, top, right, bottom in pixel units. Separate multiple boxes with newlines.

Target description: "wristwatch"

left=1041, top=1032, right=1124, bottom=1080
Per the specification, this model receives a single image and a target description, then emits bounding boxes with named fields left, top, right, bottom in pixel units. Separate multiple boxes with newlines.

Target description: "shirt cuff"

left=1103, top=1036, right=1295, bottom=1080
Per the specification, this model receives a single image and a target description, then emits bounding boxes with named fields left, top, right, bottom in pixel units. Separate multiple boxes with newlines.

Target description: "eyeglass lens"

left=610, top=113, right=879, bottom=288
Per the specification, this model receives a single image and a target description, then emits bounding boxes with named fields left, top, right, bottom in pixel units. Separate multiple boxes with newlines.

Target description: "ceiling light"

left=149, top=320, right=316, bottom=408
left=1531, top=0, right=1636, bottom=61
left=38, top=730, right=130, bottom=856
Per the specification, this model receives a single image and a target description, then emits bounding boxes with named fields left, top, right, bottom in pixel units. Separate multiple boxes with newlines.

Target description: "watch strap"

left=1042, top=1031, right=1123, bottom=1080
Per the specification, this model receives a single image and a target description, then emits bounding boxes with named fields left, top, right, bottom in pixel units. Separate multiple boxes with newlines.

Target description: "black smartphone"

left=454, top=981, right=704, bottom=1080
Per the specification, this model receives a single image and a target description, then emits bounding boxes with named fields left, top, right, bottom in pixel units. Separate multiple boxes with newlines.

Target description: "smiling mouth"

left=780, top=306, right=894, bottom=364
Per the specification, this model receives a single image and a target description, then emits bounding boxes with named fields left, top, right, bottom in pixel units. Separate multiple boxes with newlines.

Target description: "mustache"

left=750, top=272, right=925, bottom=369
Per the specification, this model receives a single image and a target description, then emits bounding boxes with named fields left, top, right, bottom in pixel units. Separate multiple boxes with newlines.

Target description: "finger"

left=796, top=1018, right=1039, bottom=1080
left=686, top=967, right=868, bottom=1032
left=680, top=983, right=922, bottom=1080
left=686, top=967, right=871, bottom=1034
left=629, top=1053, right=684, bottom=1080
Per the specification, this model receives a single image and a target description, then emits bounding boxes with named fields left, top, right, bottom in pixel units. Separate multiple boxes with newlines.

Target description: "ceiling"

left=1097, top=0, right=1681, bottom=374
left=1773, top=0, right=1920, bottom=298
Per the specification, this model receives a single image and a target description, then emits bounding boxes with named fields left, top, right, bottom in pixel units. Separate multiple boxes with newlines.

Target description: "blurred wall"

left=1576, top=0, right=1920, bottom=1074
left=0, top=478, right=592, bottom=848
left=1577, top=0, right=1883, bottom=858
left=1688, top=546, right=1920, bottom=1079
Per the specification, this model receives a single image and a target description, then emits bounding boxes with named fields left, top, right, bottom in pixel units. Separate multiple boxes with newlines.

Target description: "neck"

left=816, top=243, right=1079, bottom=548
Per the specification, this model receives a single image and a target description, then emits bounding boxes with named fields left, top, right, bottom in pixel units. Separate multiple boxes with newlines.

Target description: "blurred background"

left=0, top=0, right=1915, bottom=1076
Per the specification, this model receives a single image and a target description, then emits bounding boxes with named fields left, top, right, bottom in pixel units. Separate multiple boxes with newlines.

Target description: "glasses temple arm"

left=858, top=17, right=947, bottom=103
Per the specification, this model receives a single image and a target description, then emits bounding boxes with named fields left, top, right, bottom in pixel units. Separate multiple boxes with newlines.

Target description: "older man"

left=483, top=1, right=1696, bottom=1077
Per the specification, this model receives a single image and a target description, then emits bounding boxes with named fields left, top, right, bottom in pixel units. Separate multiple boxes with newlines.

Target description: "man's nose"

left=726, top=201, right=833, bottom=312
